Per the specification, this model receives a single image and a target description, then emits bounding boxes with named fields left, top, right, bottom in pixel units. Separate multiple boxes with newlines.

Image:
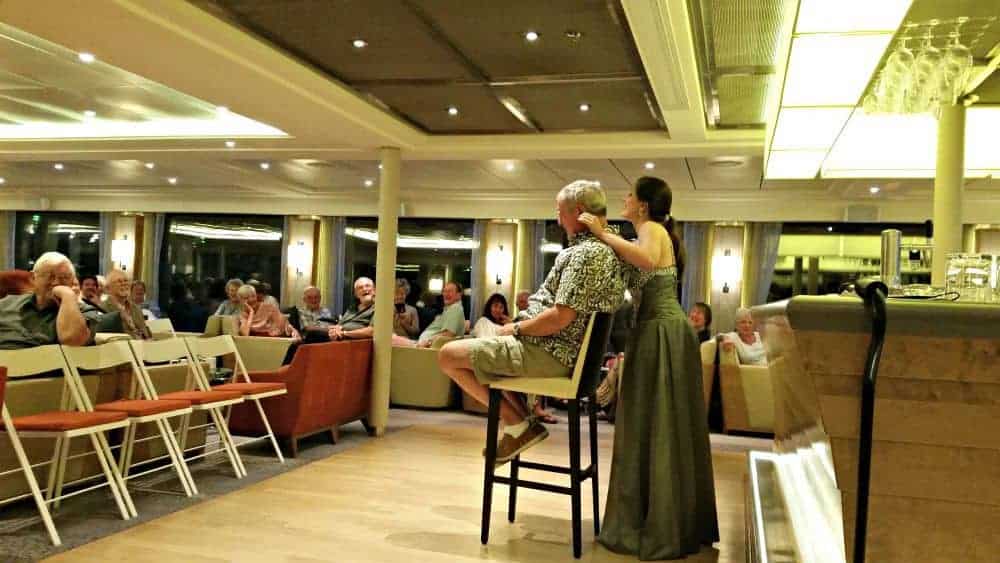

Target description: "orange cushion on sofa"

left=95, top=399, right=191, bottom=417
left=3, top=410, right=128, bottom=431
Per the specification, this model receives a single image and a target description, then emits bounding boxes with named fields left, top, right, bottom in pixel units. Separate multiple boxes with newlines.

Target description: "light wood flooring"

left=46, top=412, right=756, bottom=562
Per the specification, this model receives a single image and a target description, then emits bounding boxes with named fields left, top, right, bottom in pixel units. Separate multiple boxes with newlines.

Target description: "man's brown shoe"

left=494, top=422, right=549, bottom=465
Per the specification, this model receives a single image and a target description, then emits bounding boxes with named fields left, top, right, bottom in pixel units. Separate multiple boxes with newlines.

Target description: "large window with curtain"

left=343, top=217, right=474, bottom=328
left=158, top=214, right=284, bottom=331
left=769, top=222, right=933, bottom=302
left=14, top=211, right=101, bottom=276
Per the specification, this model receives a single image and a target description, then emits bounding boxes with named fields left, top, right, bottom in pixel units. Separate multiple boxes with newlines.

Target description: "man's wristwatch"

left=512, top=322, right=521, bottom=336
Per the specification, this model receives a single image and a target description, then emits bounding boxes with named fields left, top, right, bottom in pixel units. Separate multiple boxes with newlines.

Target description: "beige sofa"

left=389, top=338, right=455, bottom=409
left=700, top=339, right=774, bottom=434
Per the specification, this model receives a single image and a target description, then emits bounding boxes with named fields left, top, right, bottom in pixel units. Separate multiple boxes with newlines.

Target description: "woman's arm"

left=578, top=215, right=663, bottom=271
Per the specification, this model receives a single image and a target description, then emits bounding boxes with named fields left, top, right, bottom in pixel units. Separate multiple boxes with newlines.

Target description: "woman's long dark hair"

left=634, top=176, right=684, bottom=276
left=481, top=293, right=510, bottom=324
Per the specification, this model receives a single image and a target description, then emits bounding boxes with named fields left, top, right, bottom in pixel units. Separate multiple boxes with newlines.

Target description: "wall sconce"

left=712, top=248, right=740, bottom=294
left=487, top=243, right=513, bottom=287
left=288, top=240, right=310, bottom=277
left=110, top=236, right=134, bottom=272
left=428, top=277, right=444, bottom=293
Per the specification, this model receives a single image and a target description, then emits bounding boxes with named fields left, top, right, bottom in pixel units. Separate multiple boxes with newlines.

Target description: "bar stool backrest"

left=572, top=312, right=613, bottom=399
left=61, top=341, right=145, bottom=410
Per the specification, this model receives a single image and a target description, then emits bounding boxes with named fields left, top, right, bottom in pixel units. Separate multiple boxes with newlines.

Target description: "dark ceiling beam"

left=352, top=73, right=644, bottom=88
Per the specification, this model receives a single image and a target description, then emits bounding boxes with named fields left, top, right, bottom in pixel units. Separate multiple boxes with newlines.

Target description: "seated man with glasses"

left=0, top=251, right=101, bottom=349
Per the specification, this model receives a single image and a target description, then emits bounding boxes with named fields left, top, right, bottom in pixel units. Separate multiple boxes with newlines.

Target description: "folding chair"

left=481, top=312, right=613, bottom=559
left=61, top=341, right=197, bottom=498
left=146, top=318, right=176, bottom=338
left=0, top=346, right=134, bottom=544
left=183, top=336, right=287, bottom=462
left=128, top=338, right=247, bottom=478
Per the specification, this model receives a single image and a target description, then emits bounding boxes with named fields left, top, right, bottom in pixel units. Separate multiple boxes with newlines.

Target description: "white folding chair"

left=61, top=341, right=197, bottom=498
left=128, top=338, right=247, bottom=478
left=0, top=346, right=134, bottom=544
left=146, top=318, right=176, bottom=338
left=183, top=336, right=287, bottom=463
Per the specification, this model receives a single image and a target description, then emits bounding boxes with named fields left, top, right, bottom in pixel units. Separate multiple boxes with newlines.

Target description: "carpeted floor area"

left=0, top=408, right=770, bottom=562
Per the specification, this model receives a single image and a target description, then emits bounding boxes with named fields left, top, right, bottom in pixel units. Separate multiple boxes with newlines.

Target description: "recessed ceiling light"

left=0, top=177, right=6, bottom=184
left=144, top=162, right=155, bottom=169
left=525, top=31, right=540, bottom=42
left=225, top=140, right=236, bottom=148
left=168, top=177, right=178, bottom=185
left=447, top=106, right=459, bottom=117
left=363, top=179, right=374, bottom=187
left=565, top=30, right=583, bottom=40
left=827, top=226, right=834, bottom=232
left=53, top=163, right=64, bottom=171
left=78, top=52, right=96, bottom=64
left=869, top=185, right=881, bottom=194
left=505, top=163, right=515, bottom=172
left=83, top=110, right=96, bottom=118
left=644, top=162, right=655, bottom=170
left=578, top=103, right=591, bottom=112
left=259, top=162, right=270, bottom=170
left=352, top=39, right=368, bottom=49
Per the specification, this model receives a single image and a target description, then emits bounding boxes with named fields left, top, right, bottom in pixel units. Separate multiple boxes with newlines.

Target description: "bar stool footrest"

left=494, top=476, right=572, bottom=495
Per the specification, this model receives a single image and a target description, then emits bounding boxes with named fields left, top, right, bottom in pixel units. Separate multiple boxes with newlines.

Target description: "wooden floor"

left=46, top=417, right=751, bottom=562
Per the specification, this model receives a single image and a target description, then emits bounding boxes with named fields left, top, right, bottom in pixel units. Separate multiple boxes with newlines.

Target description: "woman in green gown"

left=580, top=176, right=719, bottom=560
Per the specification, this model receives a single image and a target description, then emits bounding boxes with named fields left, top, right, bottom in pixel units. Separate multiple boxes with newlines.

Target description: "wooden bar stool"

left=481, top=312, right=613, bottom=559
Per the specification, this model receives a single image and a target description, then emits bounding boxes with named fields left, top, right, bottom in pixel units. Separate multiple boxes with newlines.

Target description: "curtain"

left=99, top=212, right=114, bottom=273
left=469, top=220, right=487, bottom=324
left=532, top=219, right=547, bottom=290
left=681, top=222, right=711, bottom=312
left=330, top=217, right=346, bottom=316
left=744, top=222, right=783, bottom=306
left=1, top=211, right=14, bottom=270
left=150, top=213, right=166, bottom=306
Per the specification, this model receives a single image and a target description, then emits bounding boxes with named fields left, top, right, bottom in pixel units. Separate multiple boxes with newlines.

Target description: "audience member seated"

left=688, top=301, right=713, bottom=343
left=298, top=285, right=333, bottom=333
left=214, top=278, right=243, bottom=316
left=130, top=279, right=160, bottom=319
left=404, top=281, right=466, bottom=347
left=237, top=284, right=300, bottom=339
left=721, top=307, right=766, bottom=365
left=471, top=293, right=512, bottom=338
left=515, top=289, right=530, bottom=314
left=0, top=270, right=32, bottom=298
left=0, top=251, right=100, bottom=349
left=165, top=281, right=208, bottom=332
left=99, top=269, right=152, bottom=340
left=392, top=278, right=419, bottom=339
left=79, top=275, right=107, bottom=312
left=248, top=279, right=279, bottom=308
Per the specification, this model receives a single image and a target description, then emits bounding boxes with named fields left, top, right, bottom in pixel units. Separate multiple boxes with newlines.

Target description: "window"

left=343, top=218, right=474, bottom=326
left=769, top=222, right=932, bottom=301
left=158, top=214, right=284, bottom=331
left=14, top=212, right=101, bottom=276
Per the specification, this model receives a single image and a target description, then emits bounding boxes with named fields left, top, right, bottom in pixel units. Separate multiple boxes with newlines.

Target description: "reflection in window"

left=14, top=212, right=100, bottom=276
left=769, top=223, right=932, bottom=302
left=344, top=218, right=474, bottom=329
left=158, top=214, right=283, bottom=332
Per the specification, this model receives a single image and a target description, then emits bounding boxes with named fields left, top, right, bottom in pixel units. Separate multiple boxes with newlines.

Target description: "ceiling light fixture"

left=77, top=52, right=96, bottom=64
left=225, top=140, right=236, bottom=148
left=578, top=103, right=591, bottom=112
left=505, top=163, right=515, bottom=172
left=83, top=110, right=96, bottom=118
left=447, top=106, right=459, bottom=117
left=259, top=162, right=270, bottom=170
left=144, top=162, right=155, bottom=169
left=525, top=31, right=539, bottom=42
left=364, top=179, right=374, bottom=188
left=827, top=226, right=835, bottom=232
left=352, top=39, right=368, bottom=49
left=53, top=163, right=64, bottom=171
left=869, top=185, right=881, bottom=194
left=167, top=177, right=178, bottom=185
left=644, top=162, right=655, bottom=170
left=565, top=30, right=583, bottom=40
left=378, top=163, right=383, bottom=170
left=0, top=177, right=5, bottom=184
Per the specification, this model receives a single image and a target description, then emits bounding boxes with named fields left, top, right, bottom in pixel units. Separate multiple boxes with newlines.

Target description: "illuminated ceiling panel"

left=0, top=23, right=286, bottom=140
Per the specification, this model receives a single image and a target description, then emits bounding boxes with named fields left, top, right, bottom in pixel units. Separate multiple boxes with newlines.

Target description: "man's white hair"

left=32, top=251, right=75, bottom=275
left=354, top=277, right=374, bottom=289
left=735, top=308, right=753, bottom=322
left=302, top=285, right=320, bottom=296
left=557, top=180, right=607, bottom=216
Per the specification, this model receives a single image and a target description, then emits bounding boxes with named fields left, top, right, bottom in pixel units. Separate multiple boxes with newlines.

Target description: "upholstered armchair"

left=700, top=339, right=774, bottom=434
left=389, top=336, right=456, bottom=409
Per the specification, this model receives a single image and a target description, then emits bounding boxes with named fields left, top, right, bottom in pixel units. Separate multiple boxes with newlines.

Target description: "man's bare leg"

left=438, top=340, right=526, bottom=426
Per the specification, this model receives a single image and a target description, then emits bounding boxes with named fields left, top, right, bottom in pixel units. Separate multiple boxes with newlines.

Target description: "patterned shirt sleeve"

left=554, top=246, right=620, bottom=313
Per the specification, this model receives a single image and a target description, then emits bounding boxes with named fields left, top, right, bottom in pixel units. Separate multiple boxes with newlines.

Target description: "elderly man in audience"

left=100, top=269, right=152, bottom=339
left=0, top=251, right=101, bottom=349
left=392, top=278, right=420, bottom=339
left=131, top=280, right=159, bottom=319
left=79, top=275, right=107, bottom=312
left=405, top=281, right=466, bottom=347
left=214, top=278, right=243, bottom=316
left=328, top=277, right=376, bottom=341
left=721, top=307, right=767, bottom=365
left=299, top=285, right=333, bottom=331
left=515, top=289, right=531, bottom=314
left=237, top=284, right=299, bottom=339
left=438, top=180, right=624, bottom=463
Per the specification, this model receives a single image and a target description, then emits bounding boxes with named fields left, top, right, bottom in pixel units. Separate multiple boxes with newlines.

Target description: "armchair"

left=389, top=336, right=456, bottom=409
left=700, top=339, right=774, bottom=434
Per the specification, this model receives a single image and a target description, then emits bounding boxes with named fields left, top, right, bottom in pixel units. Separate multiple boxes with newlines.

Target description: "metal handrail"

left=851, top=278, right=888, bottom=563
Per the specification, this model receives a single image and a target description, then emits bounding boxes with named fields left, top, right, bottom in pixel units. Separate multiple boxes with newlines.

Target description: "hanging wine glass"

left=885, top=37, right=916, bottom=95
left=915, top=27, right=943, bottom=77
left=942, top=21, right=973, bottom=103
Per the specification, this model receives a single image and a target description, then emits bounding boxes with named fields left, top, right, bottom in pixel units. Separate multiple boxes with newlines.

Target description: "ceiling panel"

left=498, top=81, right=660, bottom=131
left=542, top=159, right=630, bottom=191
left=612, top=159, right=695, bottom=191
left=687, top=156, right=762, bottom=190
left=363, top=84, right=531, bottom=133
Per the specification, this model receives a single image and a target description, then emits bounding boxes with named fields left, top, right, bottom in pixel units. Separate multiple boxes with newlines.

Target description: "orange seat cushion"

left=2, top=410, right=128, bottom=432
left=214, top=382, right=287, bottom=395
left=95, top=399, right=191, bottom=417
left=159, top=390, right=243, bottom=405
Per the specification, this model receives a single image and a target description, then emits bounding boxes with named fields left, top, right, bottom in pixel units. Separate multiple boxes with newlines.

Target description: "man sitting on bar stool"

left=439, top=180, right=624, bottom=464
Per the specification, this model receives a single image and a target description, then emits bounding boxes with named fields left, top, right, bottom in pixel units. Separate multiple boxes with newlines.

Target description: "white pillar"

left=931, top=104, right=965, bottom=287
left=369, top=147, right=401, bottom=436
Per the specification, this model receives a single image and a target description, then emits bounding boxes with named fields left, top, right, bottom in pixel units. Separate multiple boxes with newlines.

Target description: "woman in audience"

left=470, top=293, right=511, bottom=337
left=722, top=307, right=767, bottom=365
left=214, top=278, right=243, bottom=316
left=392, top=278, right=420, bottom=338
left=688, top=301, right=713, bottom=343
left=130, top=280, right=160, bottom=319
left=236, top=284, right=299, bottom=339
left=102, top=269, right=151, bottom=340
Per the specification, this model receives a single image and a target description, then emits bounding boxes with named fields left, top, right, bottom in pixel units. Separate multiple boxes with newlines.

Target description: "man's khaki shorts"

left=467, top=335, right=570, bottom=385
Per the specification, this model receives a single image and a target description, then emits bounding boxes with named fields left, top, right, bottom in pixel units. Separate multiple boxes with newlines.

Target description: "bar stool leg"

left=588, top=393, right=600, bottom=535
left=508, top=455, right=519, bottom=522
left=568, top=399, right=582, bottom=558
left=481, top=389, right=501, bottom=545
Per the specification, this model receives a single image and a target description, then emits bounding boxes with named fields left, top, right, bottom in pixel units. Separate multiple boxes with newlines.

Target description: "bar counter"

left=751, top=296, right=1000, bottom=563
